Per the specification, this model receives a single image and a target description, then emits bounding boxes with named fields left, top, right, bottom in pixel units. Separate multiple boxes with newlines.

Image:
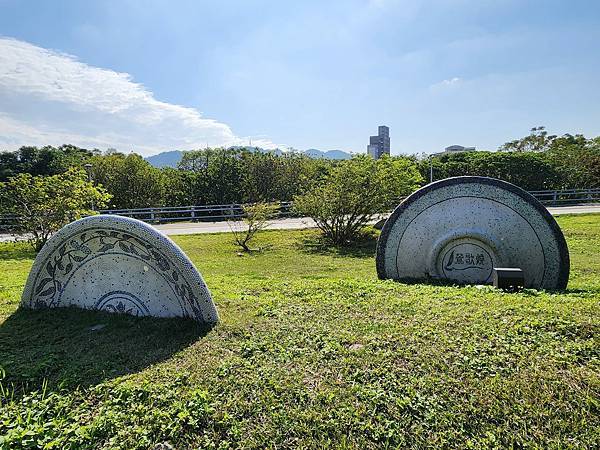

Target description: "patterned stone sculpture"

left=376, top=177, right=570, bottom=289
left=21, top=215, right=218, bottom=324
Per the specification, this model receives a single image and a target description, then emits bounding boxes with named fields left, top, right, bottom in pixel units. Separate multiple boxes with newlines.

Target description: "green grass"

left=0, top=215, right=599, bottom=449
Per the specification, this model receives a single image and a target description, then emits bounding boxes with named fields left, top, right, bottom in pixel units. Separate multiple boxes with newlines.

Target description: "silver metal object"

left=493, top=267, right=525, bottom=291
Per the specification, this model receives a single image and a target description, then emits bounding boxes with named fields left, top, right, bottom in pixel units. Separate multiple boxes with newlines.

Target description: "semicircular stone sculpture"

left=376, top=176, right=570, bottom=289
left=21, top=215, right=218, bottom=324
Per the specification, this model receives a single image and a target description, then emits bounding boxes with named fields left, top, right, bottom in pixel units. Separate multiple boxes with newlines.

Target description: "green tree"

left=178, top=148, right=243, bottom=204
left=547, top=134, right=600, bottom=188
left=0, top=168, right=111, bottom=251
left=178, top=149, right=210, bottom=172
left=418, top=151, right=562, bottom=190
left=500, top=126, right=557, bottom=152
left=161, top=168, right=201, bottom=206
left=241, top=151, right=280, bottom=202
left=294, top=155, right=422, bottom=245
left=206, top=149, right=244, bottom=204
left=240, top=151, right=327, bottom=202
left=90, top=153, right=166, bottom=209
left=0, top=145, right=95, bottom=181
left=496, top=125, right=586, bottom=188
left=0, top=151, right=20, bottom=181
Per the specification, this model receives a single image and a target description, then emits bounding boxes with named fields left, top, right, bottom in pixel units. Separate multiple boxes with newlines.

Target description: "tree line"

left=0, top=127, right=598, bottom=210
left=419, top=128, right=600, bottom=190
left=1, top=146, right=333, bottom=209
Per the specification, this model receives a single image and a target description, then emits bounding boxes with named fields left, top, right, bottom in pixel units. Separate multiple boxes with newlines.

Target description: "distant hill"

left=146, top=147, right=352, bottom=168
left=145, top=150, right=183, bottom=168
left=304, top=149, right=352, bottom=160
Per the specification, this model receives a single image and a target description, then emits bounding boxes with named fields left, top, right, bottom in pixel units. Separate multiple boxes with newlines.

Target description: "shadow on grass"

left=561, top=287, right=600, bottom=295
left=0, top=241, right=36, bottom=260
left=382, top=276, right=590, bottom=294
left=0, top=307, right=210, bottom=396
left=297, top=229, right=379, bottom=258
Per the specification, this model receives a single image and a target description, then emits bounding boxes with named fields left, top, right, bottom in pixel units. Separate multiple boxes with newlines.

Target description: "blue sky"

left=1, top=0, right=600, bottom=156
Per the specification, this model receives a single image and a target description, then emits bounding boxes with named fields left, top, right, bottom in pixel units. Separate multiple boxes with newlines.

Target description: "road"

left=1, top=203, right=599, bottom=242
left=155, top=203, right=600, bottom=236
left=156, top=217, right=319, bottom=236
left=546, top=204, right=600, bottom=215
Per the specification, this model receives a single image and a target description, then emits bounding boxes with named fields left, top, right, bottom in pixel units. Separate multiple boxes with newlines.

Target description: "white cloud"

left=434, top=77, right=462, bottom=87
left=0, top=37, right=278, bottom=155
left=442, top=77, right=461, bottom=85
left=427, top=76, right=463, bottom=94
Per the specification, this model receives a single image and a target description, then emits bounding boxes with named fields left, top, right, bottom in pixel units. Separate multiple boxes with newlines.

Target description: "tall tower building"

left=367, top=125, right=390, bottom=159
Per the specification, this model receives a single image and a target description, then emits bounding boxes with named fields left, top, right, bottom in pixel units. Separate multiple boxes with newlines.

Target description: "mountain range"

left=146, top=147, right=352, bottom=168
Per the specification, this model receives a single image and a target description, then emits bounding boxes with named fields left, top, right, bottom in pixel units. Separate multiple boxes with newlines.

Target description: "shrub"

left=418, top=151, right=563, bottom=190
left=0, top=168, right=111, bottom=251
left=293, top=155, right=422, bottom=245
left=228, top=202, right=279, bottom=252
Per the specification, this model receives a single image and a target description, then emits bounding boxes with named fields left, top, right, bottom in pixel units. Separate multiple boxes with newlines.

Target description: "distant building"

left=367, top=125, right=390, bottom=159
left=427, top=145, right=477, bottom=183
left=443, top=144, right=475, bottom=153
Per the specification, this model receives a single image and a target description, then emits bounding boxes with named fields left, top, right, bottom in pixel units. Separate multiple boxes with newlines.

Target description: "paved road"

left=155, top=203, right=600, bottom=236
left=2, top=204, right=599, bottom=242
left=156, top=217, right=319, bottom=236
left=547, top=204, right=600, bottom=215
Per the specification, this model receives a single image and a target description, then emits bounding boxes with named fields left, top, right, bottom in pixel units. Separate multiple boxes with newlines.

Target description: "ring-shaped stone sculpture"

left=21, top=215, right=219, bottom=324
left=376, top=177, right=569, bottom=289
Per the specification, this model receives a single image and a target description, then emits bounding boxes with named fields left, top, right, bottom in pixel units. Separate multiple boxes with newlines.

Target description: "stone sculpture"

left=376, top=176, right=569, bottom=289
left=21, top=215, right=218, bottom=324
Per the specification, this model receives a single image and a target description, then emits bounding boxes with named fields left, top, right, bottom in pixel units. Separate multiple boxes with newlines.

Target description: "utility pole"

left=84, top=163, right=95, bottom=210
left=430, top=156, right=433, bottom=183
left=429, top=151, right=443, bottom=183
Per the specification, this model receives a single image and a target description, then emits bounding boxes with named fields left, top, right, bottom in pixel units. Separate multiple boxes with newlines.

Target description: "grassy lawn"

left=0, top=215, right=599, bottom=449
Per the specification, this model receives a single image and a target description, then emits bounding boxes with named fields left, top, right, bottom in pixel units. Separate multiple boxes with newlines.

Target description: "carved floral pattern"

left=32, top=228, right=206, bottom=321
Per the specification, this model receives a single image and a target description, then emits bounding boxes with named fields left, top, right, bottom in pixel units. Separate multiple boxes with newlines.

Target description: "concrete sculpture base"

left=376, top=177, right=570, bottom=290
left=21, top=215, right=218, bottom=324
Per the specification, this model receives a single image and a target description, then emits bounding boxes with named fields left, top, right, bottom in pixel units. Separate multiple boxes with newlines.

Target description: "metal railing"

left=99, top=201, right=293, bottom=223
left=0, top=202, right=292, bottom=231
left=96, top=189, right=599, bottom=224
left=1, top=189, right=598, bottom=231
left=529, top=188, right=600, bottom=205
left=0, top=214, right=19, bottom=230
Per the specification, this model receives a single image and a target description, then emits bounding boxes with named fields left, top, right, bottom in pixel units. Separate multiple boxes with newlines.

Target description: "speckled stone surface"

left=21, top=215, right=218, bottom=324
left=376, top=177, right=570, bottom=290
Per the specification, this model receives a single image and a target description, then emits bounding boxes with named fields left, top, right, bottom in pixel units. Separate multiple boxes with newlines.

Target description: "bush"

left=228, top=202, right=279, bottom=252
left=0, top=168, right=111, bottom=251
left=293, top=155, right=422, bottom=245
left=418, top=151, right=562, bottom=190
